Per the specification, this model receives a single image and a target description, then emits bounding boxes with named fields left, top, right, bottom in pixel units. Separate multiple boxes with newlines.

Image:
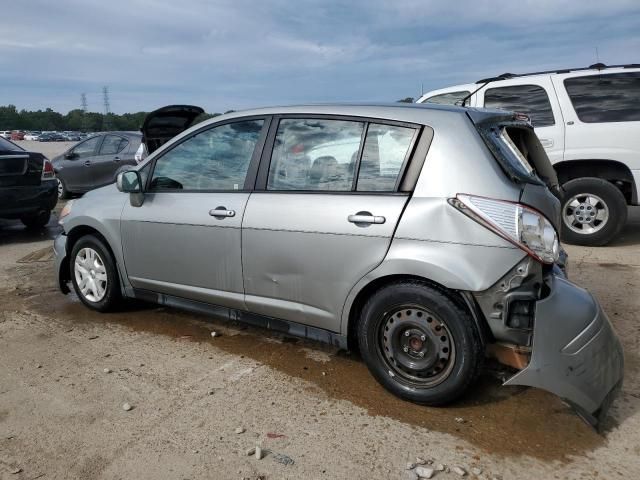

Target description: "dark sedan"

left=52, top=132, right=142, bottom=199
left=0, top=136, right=57, bottom=228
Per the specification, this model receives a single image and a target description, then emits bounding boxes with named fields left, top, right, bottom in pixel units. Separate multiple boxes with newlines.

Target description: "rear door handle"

left=209, top=206, right=236, bottom=218
left=539, top=138, right=554, bottom=148
left=348, top=212, right=386, bottom=225
left=83, top=160, right=91, bottom=166
left=113, top=156, right=121, bottom=162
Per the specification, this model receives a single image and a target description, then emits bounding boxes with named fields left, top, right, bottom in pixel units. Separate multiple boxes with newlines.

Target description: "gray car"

left=53, top=103, right=623, bottom=426
left=52, top=132, right=142, bottom=199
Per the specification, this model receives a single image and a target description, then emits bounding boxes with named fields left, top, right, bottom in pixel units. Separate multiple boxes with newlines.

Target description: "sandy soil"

left=16, top=140, right=76, bottom=160
left=0, top=197, right=639, bottom=479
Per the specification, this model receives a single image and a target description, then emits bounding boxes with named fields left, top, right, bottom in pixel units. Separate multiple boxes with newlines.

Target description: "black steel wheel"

left=358, top=281, right=482, bottom=406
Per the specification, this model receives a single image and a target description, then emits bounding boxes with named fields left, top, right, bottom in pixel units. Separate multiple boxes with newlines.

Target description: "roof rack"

left=475, top=63, right=640, bottom=84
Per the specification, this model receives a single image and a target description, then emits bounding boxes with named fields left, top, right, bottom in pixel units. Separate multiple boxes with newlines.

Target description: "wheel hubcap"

left=380, top=306, right=455, bottom=387
left=563, top=193, right=609, bottom=234
left=57, top=179, right=63, bottom=197
left=74, top=248, right=107, bottom=302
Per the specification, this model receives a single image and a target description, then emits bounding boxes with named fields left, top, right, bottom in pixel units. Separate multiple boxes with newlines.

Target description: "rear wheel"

left=57, top=178, right=70, bottom=199
left=357, top=281, right=482, bottom=406
left=21, top=210, right=51, bottom=229
left=561, top=177, right=627, bottom=246
left=70, top=235, right=121, bottom=312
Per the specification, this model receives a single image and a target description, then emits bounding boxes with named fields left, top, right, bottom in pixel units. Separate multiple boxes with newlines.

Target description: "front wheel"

left=358, top=281, right=482, bottom=406
left=70, top=235, right=122, bottom=312
left=561, top=177, right=627, bottom=246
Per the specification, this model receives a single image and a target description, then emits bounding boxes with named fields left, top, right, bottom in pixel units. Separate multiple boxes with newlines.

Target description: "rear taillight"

left=42, top=159, right=55, bottom=180
left=449, top=194, right=559, bottom=264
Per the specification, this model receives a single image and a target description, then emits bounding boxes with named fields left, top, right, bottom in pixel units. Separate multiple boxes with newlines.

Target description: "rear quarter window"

left=564, top=72, right=640, bottom=123
left=424, top=91, right=470, bottom=105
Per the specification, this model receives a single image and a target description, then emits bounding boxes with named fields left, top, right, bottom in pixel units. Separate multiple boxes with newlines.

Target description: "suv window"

left=99, top=135, right=128, bottom=155
left=564, top=72, right=640, bottom=123
left=267, top=118, right=365, bottom=191
left=357, top=124, right=415, bottom=191
left=72, top=136, right=101, bottom=159
left=149, top=119, right=264, bottom=191
left=484, top=84, right=555, bottom=127
left=424, top=91, right=470, bottom=105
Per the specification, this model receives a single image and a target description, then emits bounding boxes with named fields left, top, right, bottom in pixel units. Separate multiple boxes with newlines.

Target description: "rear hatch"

left=141, top=105, right=205, bottom=154
left=467, top=108, right=562, bottom=230
left=0, top=136, right=46, bottom=187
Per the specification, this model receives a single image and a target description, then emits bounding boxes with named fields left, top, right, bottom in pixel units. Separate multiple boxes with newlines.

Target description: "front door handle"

left=113, top=156, right=121, bottom=162
left=83, top=160, right=91, bottom=167
left=209, top=206, right=236, bottom=218
left=348, top=211, right=386, bottom=225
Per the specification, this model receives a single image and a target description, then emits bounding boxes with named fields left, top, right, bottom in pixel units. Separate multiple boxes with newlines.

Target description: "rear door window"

left=484, top=84, right=555, bottom=127
left=267, top=118, right=364, bottom=191
left=564, top=72, right=640, bottom=123
left=424, top=91, right=470, bottom=105
left=99, top=135, right=129, bottom=155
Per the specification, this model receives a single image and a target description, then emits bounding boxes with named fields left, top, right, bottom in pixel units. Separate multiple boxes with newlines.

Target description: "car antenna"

left=457, top=73, right=514, bottom=107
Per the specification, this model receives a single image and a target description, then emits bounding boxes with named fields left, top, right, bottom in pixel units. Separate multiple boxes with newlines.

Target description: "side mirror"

left=64, top=152, right=76, bottom=160
left=117, top=170, right=142, bottom=193
left=117, top=170, right=145, bottom=207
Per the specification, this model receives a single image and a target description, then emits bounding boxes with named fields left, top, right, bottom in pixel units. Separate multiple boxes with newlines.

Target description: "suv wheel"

left=70, top=235, right=121, bottom=312
left=358, top=281, right=482, bottom=406
left=561, top=178, right=627, bottom=246
left=21, top=210, right=51, bottom=229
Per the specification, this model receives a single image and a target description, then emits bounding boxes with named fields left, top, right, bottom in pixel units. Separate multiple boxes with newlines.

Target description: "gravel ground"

left=0, top=142, right=639, bottom=479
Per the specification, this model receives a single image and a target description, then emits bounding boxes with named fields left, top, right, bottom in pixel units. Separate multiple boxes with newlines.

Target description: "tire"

left=560, top=177, right=627, bottom=246
left=357, top=281, right=483, bottom=406
left=20, top=210, right=51, bottom=229
left=57, top=178, right=70, bottom=199
left=70, top=235, right=122, bottom=312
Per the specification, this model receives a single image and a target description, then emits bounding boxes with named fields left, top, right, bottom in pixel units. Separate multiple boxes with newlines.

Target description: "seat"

left=309, top=156, right=339, bottom=189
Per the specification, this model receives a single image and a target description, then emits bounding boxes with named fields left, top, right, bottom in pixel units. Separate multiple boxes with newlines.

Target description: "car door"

left=120, top=117, right=269, bottom=310
left=56, top=135, right=102, bottom=191
left=242, top=116, right=420, bottom=332
left=478, top=78, right=565, bottom=164
left=87, top=134, right=131, bottom=188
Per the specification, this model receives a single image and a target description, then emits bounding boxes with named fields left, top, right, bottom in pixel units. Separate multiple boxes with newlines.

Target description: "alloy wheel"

left=563, top=193, right=609, bottom=235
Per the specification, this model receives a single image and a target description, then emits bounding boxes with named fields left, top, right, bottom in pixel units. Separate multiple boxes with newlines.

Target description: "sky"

left=1, top=0, right=639, bottom=114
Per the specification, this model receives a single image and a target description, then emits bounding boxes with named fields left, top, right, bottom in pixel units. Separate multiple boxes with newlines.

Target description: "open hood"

left=141, top=105, right=205, bottom=154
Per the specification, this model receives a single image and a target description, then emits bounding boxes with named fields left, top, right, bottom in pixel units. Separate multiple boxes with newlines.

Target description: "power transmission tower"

left=102, top=86, right=112, bottom=131
left=80, top=93, right=89, bottom=132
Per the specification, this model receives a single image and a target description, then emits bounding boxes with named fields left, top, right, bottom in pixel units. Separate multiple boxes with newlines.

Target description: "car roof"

left=199, top=102, right=473, bottom=127
left=418, top=64, right=640, bottom=102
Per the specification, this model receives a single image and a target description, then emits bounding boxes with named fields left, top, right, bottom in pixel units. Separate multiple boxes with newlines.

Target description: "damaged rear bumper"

left=504, top=274, right=624, bottom=427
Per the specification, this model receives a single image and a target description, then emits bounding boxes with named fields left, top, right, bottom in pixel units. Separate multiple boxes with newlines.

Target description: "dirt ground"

left=1, top=141, right=639, bottom=479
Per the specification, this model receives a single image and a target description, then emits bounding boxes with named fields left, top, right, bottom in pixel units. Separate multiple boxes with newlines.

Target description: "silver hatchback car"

left=54, top=103, right=623, bottom=426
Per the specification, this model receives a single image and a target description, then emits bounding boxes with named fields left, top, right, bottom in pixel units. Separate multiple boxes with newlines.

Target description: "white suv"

left=417, top=63, right=640, bottom=246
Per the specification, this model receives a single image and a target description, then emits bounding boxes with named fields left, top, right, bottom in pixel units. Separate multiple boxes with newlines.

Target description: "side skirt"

left=132, top=288, right=349, bottom=350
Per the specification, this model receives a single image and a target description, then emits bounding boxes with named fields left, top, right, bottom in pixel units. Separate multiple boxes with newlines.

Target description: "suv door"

left=479, top=78, right=565, bottom=164
left=88, top=134, right=131, bottom=188
left=120, top=117, right=269, bottom=309
left=242, top=116, right=420, bottom=332
left=57, top=135, right=103, bottom=191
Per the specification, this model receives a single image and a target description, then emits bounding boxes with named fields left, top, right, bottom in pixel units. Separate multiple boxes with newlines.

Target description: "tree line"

left=1, top=99, right=416, bottom=132
left=0, top=105, right=222, bottom=132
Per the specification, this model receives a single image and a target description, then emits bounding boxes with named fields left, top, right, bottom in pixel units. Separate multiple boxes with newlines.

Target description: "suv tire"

left=561, top=177, right=627, bottom=246
left=70, top=235, right=122, bottom=312
left=358, top=281, right=482, bottom=406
